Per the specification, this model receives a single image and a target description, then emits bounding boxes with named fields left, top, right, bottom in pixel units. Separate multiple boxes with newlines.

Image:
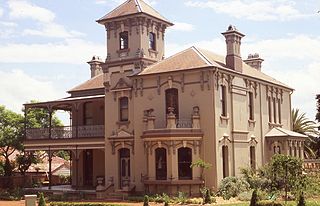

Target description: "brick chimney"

left=87, top=56, right=104, bottom=78
left=222, top=25, right=245, bottom=73
left=244, top=53, right=264, bottom=71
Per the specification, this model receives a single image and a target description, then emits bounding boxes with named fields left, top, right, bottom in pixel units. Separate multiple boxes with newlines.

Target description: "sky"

left=0, top=0, right=319, bottom=122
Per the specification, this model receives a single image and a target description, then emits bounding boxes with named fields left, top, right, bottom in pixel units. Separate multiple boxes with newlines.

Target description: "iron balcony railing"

left=26, top=125, right=104, bottom=140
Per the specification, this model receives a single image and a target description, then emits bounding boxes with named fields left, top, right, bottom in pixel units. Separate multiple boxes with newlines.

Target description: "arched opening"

left=222, top=145, right=229, bottom=178
left=165, top=88, right=179, bottom=119
left=178, top=147, right=192, bottom=180
left=119, top=31, right=129, bottom=50
left=119, top=148, right=130, bottom=188
left=155, top=148, right=167, bottom=180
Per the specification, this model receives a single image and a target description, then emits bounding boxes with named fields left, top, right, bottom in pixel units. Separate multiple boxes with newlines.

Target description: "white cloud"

left=0, top=39, right=105, bottom=64
left=7, top=1, right=84, bottom=39
left=8, top=1, right=55, bottom=23
left=0, top=70, right=63, bottom=113
left=169, top=22, right=195, bottom=32
left=185, top=0, right=315, bottom=21
left=0, top=7, right=3, bottom=17
left=23, top=23, right=85, bottom=38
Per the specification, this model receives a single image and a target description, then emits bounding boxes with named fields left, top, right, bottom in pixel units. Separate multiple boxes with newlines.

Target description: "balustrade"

left=26, top=125, right=104, bottom=140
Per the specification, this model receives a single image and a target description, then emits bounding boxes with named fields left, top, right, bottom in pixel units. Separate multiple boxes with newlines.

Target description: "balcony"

left=142, top=106, right=203, bottom=140
left=26, top=125, right=104, bottom=140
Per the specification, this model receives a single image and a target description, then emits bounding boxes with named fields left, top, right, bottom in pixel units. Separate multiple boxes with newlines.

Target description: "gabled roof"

left=68, top=74, right=104, bottom=93
left=137, top=46, right=292, bottom=89
left=265, top=127, right=307, bottom=138
left=97, top=0, right=173, bottom=25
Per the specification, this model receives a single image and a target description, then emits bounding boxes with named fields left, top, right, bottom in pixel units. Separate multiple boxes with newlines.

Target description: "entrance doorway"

left=83, top=149, right=93, bottom=186
left=119, top=148, right=130, bottom=189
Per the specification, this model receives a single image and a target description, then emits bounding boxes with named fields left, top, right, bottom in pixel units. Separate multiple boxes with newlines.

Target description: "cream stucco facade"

left=23, top=0, right=306, bottom=196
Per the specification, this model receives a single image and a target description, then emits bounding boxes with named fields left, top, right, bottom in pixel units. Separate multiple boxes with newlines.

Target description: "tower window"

left=278, top=99, right=281, bottom=124
left=273, top=98, right=277, bottom=123
left=149, top=32, right=156, bottom=50
left=119, top=31, right=128, bottom=50
left=268, top=97, right=272, bottom=123
left=119, top=97, right=128, bottom=121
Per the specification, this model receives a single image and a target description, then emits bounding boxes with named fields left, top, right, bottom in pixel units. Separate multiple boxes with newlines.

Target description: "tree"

left=15, top=101, right=63, bottom=175
left=264, top=154, right=303, bottom=193
left=292, top=108, right=320, bottom=158
left=316, top=94, right=320, bottom=123
left=190, top=159, right=212, bottom=180
left=0, top=105, right=23, bottom=177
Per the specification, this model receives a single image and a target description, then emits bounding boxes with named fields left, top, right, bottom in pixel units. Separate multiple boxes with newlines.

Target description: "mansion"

left=23, top=0, right=306, bottom=195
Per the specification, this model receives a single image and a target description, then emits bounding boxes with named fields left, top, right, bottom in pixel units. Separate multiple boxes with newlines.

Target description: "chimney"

left=222, top=25, right=245, bottom=72
left=244, top=53, right=264, bottom=71
left=87, top=56, right=104, bottom=78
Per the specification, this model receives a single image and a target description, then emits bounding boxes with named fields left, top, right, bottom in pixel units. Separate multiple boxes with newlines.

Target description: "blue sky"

left=0, top=0, right=319, bottom=122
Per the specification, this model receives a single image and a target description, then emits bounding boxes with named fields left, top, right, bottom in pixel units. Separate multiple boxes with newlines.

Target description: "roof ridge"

left=192, top=46, right=213, bottom=66
left=98, top=0, right=131, bottom=21
left=135, top=0, right=142, bottom=12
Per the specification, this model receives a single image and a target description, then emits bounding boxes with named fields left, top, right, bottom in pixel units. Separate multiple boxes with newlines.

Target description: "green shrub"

left=143, top=195, right=149, bottom=206
left=250, top=190, right=258, bottom=206
left=297, top=192, right=306, bottom=206
left=127, top=196, right=144, bottom=202
left=218, top=176, right=250, bottom=200
left=38, top=193, right=46, bottom=206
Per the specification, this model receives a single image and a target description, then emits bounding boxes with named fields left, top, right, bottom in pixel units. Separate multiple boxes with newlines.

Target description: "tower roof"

left=97, top=0, right=173, bottom=25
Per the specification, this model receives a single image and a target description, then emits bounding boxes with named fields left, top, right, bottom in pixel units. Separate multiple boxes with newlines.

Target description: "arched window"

left=165, top=88, right=179, bottom=119
left=155, top=148, right=167, bottom=180
left=149, top=32, right=156, bottom=50
left=119, top=31, right=128, bottom=50
left=222, top=145, right=229, bottom=178
left=178, top=147, right=192, bottom=180
left=119, top=97, right=128, bottom=121
left=273, top=145, right=281, bottom=154
left=250, top=146, right=256, bottom=170
left=83, top=102, right=93, bottom=125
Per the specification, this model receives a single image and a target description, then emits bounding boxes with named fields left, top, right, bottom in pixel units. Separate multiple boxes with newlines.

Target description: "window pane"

left=220, top=85, right=227, bottom=116
left=120, top=97, right=129, bottom=121
left=149, top=32, right=156, bottom=50
left=119, top=32, right=128, bottom=50
left=155, top=148, right=167, bottom=180
left=222, top=145, right=229, bottom=178
left=165, top=88, right=179, bottom=119
left=248, top=92, right=254, bottom=120
left=178, top=147, right=192, bottom=180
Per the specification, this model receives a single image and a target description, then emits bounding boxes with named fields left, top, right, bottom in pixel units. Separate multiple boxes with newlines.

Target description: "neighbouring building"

left=23, top=0, right=306, bottom=195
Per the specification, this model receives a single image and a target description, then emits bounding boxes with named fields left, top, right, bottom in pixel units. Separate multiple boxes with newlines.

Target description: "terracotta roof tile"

left=97, top=0, right=172, bottom=25
left=138, top=46, right=291, bottom=89
left=68, top=74, right=104, bottom=93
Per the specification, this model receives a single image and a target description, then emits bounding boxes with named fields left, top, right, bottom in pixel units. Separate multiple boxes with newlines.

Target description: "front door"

left=119, top=148, right=130, bottom=189
left=83, top=149, right=93, bottom=186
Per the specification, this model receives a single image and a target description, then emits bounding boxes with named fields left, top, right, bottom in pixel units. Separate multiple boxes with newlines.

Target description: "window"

left=155, top=148, right=167, bottom=180
left=273, top=98, right=277, bottom=123
left=119, top=31, right=128, bottom=50
left=84, top=102, right=93, bottom=125
left=222, top=145, right=229, bottom=178
left=248, top=92, right=254, bottom=120
left=119, top=97, right=128, bottom=121
left=178, top=147, right=192, bottom=180
left=250, top=146, right=256, bottom=170
left=278, top=99, right=281, bottom=124
left=220, top=85, right=227, bottom=116
left=273, top=146, right=281, bottom=154
left=165, top=88, right=179, bottom=119
left=149, top=32, right=156, bottom=50
left=268, top=97, right=272, bottom=123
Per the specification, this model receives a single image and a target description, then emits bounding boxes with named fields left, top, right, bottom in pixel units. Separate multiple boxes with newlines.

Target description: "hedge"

left=256, top=200, right=284, bottom=206
left=49, top=203, right=126, bottom=206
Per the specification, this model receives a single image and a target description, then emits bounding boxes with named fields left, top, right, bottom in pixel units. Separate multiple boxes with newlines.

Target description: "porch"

left=23, top=94, right=106, bottom=190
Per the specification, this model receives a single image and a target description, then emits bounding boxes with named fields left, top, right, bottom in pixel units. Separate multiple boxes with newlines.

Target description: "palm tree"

left=292, top=109, right=320, bottom=158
